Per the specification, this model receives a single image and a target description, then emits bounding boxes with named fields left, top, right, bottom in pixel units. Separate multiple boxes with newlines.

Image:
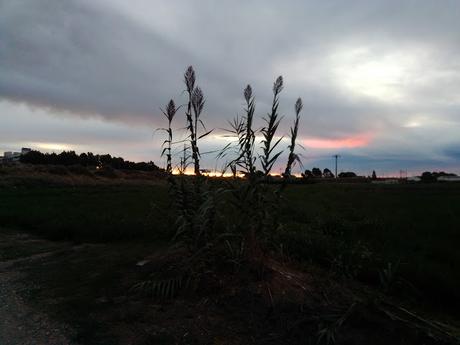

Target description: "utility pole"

left=333, top=154, right=341, bottom=178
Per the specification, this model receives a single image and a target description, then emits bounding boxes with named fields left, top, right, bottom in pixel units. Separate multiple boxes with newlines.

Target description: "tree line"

left=20, top=150, right=162, bottom=172
left=302, top=167, right=358, bottom=179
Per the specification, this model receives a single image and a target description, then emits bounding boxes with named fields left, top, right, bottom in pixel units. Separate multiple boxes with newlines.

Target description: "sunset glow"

left=303, top=134, right=371, bottom=149
left=32, top=142, right=73, bottom=152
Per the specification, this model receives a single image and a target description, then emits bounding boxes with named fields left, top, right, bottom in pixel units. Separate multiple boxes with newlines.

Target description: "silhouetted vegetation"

left=312, top=167, right=323, bottom=177
left=323, top=168, right=334, bottom=178
left=338, top=171, right=358, bottom=178
left=160, top=67, right=304, bottom=267
left=20, top=150, right=162, bottom=172
left=301, top=168, right=360, bottom=179
left=372, top=170, right=377, bottom=180
left=421, top=171, right=458, bottom=182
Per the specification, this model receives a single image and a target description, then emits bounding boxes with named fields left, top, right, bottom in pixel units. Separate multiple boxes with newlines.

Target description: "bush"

left=94, top=166, right=118, bottom=178
left=47, top=165, right=69, bottom=175
left=67, top=165, right=93, bottom=176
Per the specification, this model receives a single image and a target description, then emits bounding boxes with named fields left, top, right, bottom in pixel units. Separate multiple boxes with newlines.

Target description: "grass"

left=279, top=183, right=460, bottom=313
left=1, top=182, right=459, bottom=316
left=0, top=185, right=169, bottom=242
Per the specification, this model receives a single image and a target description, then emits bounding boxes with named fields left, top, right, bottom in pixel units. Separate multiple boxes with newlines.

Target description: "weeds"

left=379, top=261, right=400, bottom=293
left=160, top=100, right=178, bottom=174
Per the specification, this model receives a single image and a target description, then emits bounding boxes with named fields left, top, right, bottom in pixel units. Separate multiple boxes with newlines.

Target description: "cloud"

left=303, top=133, right=372, bottom=149
left=1, top=0, right=460, bottom=173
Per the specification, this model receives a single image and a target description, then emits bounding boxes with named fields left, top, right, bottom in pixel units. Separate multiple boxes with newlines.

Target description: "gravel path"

left=0, top=234, right=77, bottom=345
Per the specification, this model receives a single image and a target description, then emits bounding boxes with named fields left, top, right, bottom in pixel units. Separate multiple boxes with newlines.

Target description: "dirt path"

left=0, top=231, right=77, bottom=345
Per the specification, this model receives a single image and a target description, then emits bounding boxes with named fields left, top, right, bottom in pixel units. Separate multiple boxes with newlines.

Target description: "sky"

left=1, top=0, right=460, bottom=176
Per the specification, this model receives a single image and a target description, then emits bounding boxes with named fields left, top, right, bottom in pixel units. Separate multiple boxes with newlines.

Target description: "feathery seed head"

left=273, top=76, right=283, bottom=95
left=244, top=84, right=252, bottom=103
left=184, top=66, right=196, bottom=92
left=192, top=87, right=204, bottom=115
left=295, top=97, right=303, bottom=115
left=166, top=99, right=176, bottom=120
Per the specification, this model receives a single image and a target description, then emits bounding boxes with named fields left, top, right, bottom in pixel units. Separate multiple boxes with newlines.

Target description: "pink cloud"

left=303, top=133, right=372, bottom=149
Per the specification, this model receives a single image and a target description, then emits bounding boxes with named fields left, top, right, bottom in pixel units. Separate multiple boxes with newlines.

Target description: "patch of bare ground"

left=0, top=231, right=80, bottom=344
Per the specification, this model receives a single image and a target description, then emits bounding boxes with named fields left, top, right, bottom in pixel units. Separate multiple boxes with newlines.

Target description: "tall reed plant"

left=160, top=66, right=303, bottom=265
left=160, top=100, right=178, bottom=174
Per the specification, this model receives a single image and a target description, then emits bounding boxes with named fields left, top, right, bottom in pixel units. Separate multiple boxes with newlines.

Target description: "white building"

left=438, top=176, right=460, bottom=182
left=2, top=148, right=31, bottom=163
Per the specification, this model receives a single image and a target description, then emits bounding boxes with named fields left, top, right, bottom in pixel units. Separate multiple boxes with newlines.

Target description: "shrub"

left=95, top=166, right=118, bottom=178
left=67, top=165, right=93, bottom=176
left=47, top=165, right=69, bottom=175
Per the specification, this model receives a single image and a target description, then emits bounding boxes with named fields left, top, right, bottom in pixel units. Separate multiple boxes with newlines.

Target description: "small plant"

left=379, top=260, right=400, bottom=293
left=316, top=302, right=357, bottom=345
left=130, top=274, right=186, bottom=299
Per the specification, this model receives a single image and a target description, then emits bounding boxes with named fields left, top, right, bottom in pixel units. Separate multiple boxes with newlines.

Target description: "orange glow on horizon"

left=303, top=133, right=372, bottom=149
left=171, top=168, right=244, bottom=178
left=170, top=168, right=299, bottom=178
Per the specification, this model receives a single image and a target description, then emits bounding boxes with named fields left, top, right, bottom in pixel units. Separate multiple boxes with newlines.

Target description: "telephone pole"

left=333, top=154, right=341, bottom=178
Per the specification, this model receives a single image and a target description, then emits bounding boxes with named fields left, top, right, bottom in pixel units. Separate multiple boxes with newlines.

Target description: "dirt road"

left=0, top=230, right=77, bottom=345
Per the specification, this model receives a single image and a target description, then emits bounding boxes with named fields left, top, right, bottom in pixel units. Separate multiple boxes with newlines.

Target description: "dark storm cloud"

left=0, top=0, right=199, bottom=123
left=1, top=0, right=460, bottom=172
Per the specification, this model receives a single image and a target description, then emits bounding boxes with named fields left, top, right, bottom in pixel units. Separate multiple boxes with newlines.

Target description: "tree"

left=421, top=171, right=435, bottom=182
left=339, top=171, right=357, bottom=178
left=20, top=150, right=44, bottom=164
left=372, top=170, right=377, bottom=180
left=302, top=169, right=313, bottom=179
left=57, top=151, right=79, bottom=165
left=312, top=167, right=322, bottom=178
left=323, top=168, right=334, bottom=178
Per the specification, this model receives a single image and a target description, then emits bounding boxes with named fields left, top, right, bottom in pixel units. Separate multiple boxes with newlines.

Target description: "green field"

left=1, top=182, right=459, bottom=315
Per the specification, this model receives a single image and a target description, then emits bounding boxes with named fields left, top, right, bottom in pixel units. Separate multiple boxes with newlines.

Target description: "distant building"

left=438, top=176, right=460, bottom=182
left=2, top=148, right=32, bottom=163
left=372, top=179, right=399, bottom=184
